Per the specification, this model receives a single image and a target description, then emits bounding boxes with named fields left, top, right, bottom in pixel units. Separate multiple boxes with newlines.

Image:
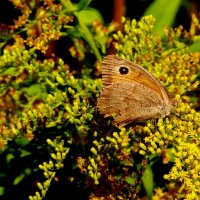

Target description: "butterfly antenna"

left=179, top=80, right=199, bottom=96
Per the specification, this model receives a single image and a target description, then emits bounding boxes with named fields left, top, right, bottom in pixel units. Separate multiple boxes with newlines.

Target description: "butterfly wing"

left=101, top=55, right=172, bottom=105
left=97, top=81, right=163, bottom=126
left=97, top=55, right=175, bottom=126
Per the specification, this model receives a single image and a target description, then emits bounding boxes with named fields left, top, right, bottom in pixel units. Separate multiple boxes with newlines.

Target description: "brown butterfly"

left=97, top=55, right=177, bottom=127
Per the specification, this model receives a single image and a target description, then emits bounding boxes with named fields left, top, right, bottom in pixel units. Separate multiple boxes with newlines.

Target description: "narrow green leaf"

left=61, top=0, right=102, bottom=60
left=77, top=0, right=93, bottom=11
left=0, top=187, right=5, bottom=196
left=0, top=66, right=17, bottom=75
left=143, top=0, right=182, bottom=37
left=142, top=165, right=154, bottom=199
left=188, top=39, right=200, bottom=52
left=13, top=173, right=25, bottom=185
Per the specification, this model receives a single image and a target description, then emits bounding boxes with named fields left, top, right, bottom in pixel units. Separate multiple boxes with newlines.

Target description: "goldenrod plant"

left=0, top=0, right=199, bottom=199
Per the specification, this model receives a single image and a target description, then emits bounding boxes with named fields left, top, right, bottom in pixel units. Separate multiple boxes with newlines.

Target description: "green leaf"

left=13, top=173, right=25, bottom=185
left=0, top=66, right=17, bottom=75
left=61, top=0, right=102, bottom=60
left=188, top=39, right=200, bottom=52
left=13, top=168, right=31, bottom=186
left=78, top=8, right=103, bottom=25
left=6, top=154, right=15, bottom=163
left=0, top=187, right=5, bottom=196
left=143, top=0, right=182, bottom=37
left=26, top=84, right=42, bottom=96
left=125, top=176, right=136, bottom=185
left=15, top=138, right=30, bottom=146
left=142, top=165, right=154, bottom=199
left=77, top=0, right=92, bottom=11
left=75, top=0, right=103, bottom=25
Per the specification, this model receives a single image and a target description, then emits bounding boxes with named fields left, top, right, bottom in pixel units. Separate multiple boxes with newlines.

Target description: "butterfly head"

left=160, top=99, right=178, bottom=118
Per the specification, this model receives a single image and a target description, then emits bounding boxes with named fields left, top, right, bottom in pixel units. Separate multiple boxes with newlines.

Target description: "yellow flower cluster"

left=112, top=15, right=200, bottom=199
left=29, top=139, right=69, bottom=200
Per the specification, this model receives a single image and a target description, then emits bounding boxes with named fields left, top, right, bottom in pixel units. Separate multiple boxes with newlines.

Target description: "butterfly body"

left=97, top=55, right=177, bottom=126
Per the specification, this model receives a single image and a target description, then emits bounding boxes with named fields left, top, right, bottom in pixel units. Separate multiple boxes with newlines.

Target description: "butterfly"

left=97, top=55, right=177, bottom=126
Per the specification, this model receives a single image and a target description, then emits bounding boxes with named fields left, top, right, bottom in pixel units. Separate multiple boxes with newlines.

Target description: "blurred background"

left=91, top=0, right=200, bottom=29
left=1, top=0, right=200, bottom=30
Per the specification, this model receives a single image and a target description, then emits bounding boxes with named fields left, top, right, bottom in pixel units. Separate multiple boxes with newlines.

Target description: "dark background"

left=0, top=0, right=200, bottom=29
